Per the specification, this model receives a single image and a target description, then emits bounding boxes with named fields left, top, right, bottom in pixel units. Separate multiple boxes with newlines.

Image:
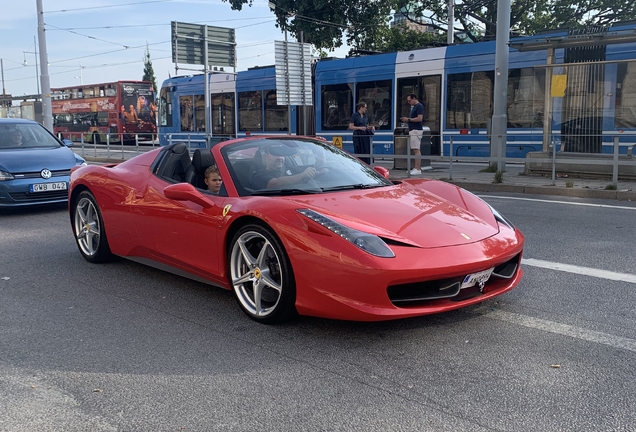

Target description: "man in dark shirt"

left=400, top=93, right=424, bottom=175
left=250, top=143, right=317, bottom=190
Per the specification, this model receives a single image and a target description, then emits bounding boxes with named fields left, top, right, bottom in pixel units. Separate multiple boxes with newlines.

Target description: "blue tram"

left=159, top=22, right=636, bottom=156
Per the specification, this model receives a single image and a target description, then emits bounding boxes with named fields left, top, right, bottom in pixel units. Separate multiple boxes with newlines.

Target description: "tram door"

left=211, top=93, right=236, bottom=139
left=397, top=76, right=442, bottom=155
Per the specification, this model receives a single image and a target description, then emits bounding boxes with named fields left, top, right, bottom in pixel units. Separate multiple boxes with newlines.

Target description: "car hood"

left=0, top=147, right=79, bottom=173
left=288, top=182, right=499, bottom=248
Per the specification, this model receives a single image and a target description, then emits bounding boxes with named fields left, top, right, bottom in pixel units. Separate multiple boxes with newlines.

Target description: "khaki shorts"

left=409, top=129, right=423, bottom=150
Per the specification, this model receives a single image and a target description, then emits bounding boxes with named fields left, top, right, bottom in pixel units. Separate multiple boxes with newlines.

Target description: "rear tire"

left=92, top=132, right=101, bottom=144
left=229, top=223, right=296, bottom=324
left=72, top=191, right=113, bottom=263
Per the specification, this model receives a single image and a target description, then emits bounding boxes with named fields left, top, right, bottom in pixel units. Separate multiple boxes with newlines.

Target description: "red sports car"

left=69, top=137, right=524, bottom=323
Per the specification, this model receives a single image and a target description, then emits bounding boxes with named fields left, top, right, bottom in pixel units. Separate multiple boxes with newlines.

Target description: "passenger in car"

left=203, top=164, right=223, bottom=195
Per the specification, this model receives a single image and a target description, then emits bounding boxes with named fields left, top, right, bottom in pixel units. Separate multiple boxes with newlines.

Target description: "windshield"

left=222, top=138, right=392, bottom=197
left=0, top=122, right=63, bottom=149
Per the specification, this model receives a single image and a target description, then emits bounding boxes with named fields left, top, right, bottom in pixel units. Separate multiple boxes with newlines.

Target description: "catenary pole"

left=490, top=0, right=510, bottom=171
left=36, top=0, right=53, bottom=131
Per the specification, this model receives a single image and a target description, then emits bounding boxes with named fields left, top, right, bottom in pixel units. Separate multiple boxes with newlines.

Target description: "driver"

left=8, top=129, right=24, bottom=146
left=250, top=143, right=317, bottom=190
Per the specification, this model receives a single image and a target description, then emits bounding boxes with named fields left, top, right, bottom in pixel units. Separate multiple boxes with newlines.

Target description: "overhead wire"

left=46, top=0, right=174, bottom=14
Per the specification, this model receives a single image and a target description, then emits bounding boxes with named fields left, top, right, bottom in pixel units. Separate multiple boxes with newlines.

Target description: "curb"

left=448, top=181, right=636, bottom=201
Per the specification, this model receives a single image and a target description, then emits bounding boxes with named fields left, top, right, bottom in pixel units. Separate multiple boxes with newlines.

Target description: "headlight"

left=75, top=156, right=87, bottom=166
left=489, top=204, right=515, bottom=230
left=0, top=170, right=15, bottom=181
left=298, top=209, right=395, bottom=258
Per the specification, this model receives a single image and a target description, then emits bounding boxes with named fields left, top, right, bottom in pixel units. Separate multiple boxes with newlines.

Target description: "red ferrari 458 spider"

left=69, top=137, right=524, bottom=323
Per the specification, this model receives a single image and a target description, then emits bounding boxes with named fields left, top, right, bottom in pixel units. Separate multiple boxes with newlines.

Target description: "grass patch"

left=480, top=163, right=499, bottom=173
left=605, top=183, right=617, bottom=190
left=565, top=180, right=574, bottom=188
left=493, top=170, right=503, bottom=184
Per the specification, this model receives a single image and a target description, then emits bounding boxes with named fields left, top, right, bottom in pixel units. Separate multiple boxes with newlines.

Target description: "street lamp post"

left=23, top=36, right=40, bottom=96
left=74, top=63, right=85, bottom=85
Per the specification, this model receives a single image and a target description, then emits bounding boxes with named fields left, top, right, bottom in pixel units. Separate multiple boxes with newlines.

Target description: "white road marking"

left=484, top=309, right=636, bottom=353
left=522, top=258, right=636, bottom=284
left=480, top=195, right=636, bottom=210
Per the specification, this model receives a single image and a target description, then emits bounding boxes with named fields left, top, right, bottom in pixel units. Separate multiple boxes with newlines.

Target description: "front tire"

left=72, top=191, right=113, bottom=263
left=229, top=223, right=296, bottom=324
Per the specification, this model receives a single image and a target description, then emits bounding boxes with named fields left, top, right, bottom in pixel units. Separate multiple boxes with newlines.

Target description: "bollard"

left=551, top=135, right=556, bottom=186
left=613, top=136, right=619, bottom=188
left=168, top=134, right=173, bottom=146
left=81, top=134, right=85, bottom=157
left=449, top=136, right=453, bottom=181
left=135, top=133, right=139, bottom=154
left=107, top=133, right=110, bottom=159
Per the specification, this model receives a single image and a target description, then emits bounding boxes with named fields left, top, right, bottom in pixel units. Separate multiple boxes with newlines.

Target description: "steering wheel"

left=313, top=166, right=332, bottom=180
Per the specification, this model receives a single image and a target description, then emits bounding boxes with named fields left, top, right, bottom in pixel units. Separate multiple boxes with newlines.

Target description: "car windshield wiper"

left=251, top=188, right=323, bottom=196
left=321, top=184, right=385, bottom=192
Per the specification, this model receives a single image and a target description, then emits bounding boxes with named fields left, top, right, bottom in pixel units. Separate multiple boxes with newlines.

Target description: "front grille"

left=13, top=170, right=71, bottom=179
left=387, top=254, right=522, bottom=307
left=9, top=190, right=68, bottom=202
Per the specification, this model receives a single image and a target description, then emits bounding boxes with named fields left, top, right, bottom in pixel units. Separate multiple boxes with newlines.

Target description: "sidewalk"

left=380, top=160, right=636, bottom=201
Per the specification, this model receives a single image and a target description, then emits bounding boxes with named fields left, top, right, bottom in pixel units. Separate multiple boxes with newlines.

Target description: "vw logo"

left=40, top=169, right=52, bottom=179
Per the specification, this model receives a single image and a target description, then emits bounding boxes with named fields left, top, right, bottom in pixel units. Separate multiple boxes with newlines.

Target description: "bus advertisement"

left=52, top=81, right=157, bottom=143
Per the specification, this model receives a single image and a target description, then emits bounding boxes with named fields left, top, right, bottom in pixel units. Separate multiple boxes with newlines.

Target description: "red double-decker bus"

left=51, top=80, right=156, bottom=143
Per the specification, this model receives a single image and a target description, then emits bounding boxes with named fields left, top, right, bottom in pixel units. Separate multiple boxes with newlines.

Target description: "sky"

left=0, top=0, right=349, bottom=98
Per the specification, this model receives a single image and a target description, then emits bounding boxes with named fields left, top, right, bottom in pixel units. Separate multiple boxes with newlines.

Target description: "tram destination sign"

left=171, top=21, right=236, bottom=68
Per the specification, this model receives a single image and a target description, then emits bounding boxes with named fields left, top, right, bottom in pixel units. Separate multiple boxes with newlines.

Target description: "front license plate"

left=29, top=182, right=67, bottom=193
left=461, top=267, right=494, bottom=289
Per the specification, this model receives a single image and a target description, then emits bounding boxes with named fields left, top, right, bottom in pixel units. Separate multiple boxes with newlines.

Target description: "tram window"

left=238, top=91, right=262, bottom=132
left=211, top=93, right=235, bottom=136
left=321, top=83, right=353, bottom=130
left=180, top=95, right=194, bottom=132
left=616, top=62, right=636, bottom=128
left=264, top=90, right=288, bottom=132
left=356, top=80, right=392, bottom=130
left=507, top=68, right=545, bottom=128
left=159, top=87, right=173, bottom=127
left=194, top=95, right=205, bottom=132
left=446, top=71, right=493, bottom=129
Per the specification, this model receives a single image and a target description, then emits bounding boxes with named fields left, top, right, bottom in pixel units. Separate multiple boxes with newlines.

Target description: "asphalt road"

left=1, top=194, right=635, bottom=432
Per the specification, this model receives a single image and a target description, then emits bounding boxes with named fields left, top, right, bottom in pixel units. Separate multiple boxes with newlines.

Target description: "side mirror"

left=62, top=139, right=73, bottom=147
left=373, top=166, right=390, bottom=179
left=164, top=183, right=213, bottom=209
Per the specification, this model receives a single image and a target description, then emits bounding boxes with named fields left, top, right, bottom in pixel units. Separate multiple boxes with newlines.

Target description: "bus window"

left=159, top=87, right=173, bottom=127
left=264, top=90, right=288, bottom=132
left=321, top=83, right=353, bottom=130
left=238, top=91, right=262, bottom=132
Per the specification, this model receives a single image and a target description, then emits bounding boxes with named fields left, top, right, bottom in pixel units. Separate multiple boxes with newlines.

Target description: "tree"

left=222, top=0, right=397, bottom=51
left=222, top=0, right=636, bottom=51
left=393, top=0, right=636, bottom=43
left=142, top=44, right=158, bottom=93
left=375, top=25, right=446, bottom=52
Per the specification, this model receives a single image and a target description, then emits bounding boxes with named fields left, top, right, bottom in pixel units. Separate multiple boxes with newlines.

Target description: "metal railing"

left=77, top=131, right=636, bottom=188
